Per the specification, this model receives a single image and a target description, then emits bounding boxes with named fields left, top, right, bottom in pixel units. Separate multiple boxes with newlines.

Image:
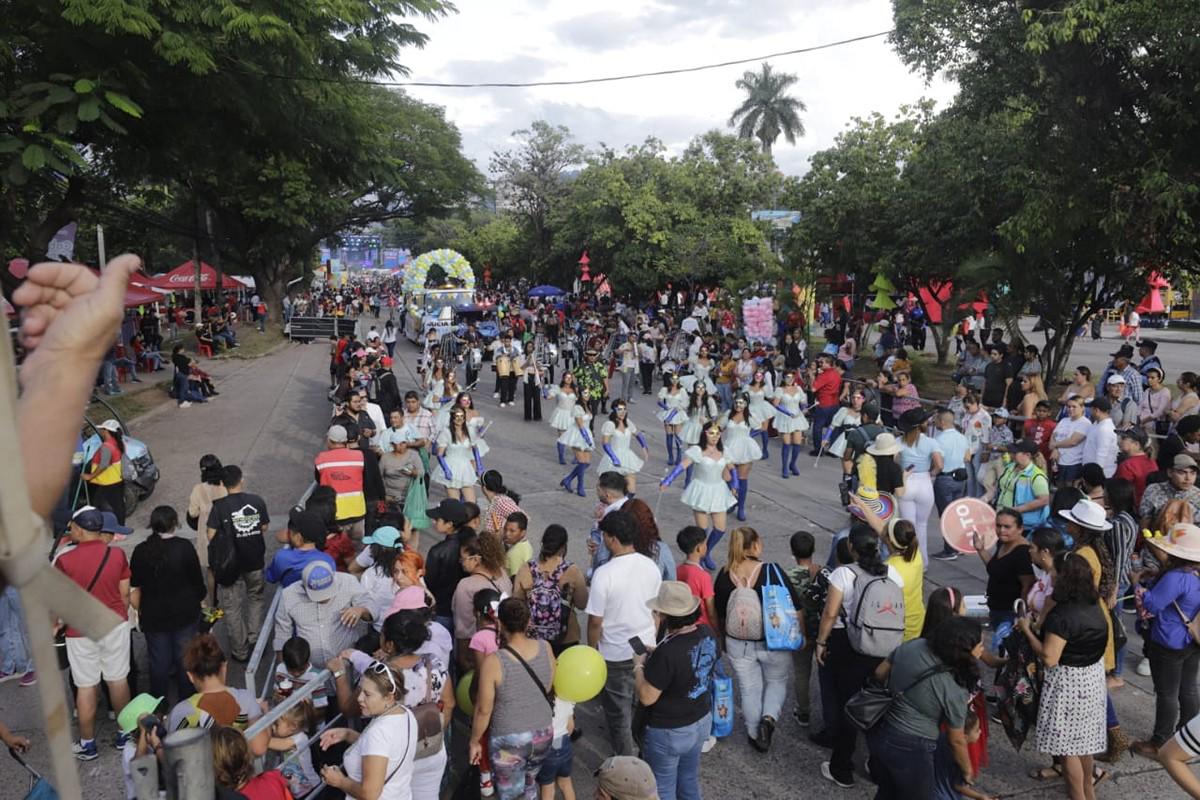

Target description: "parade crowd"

left=16, top=278, right=1200, bottom=800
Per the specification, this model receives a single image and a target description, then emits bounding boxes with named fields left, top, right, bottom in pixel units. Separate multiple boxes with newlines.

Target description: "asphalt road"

left=3, top=314, right=1198, bottom=799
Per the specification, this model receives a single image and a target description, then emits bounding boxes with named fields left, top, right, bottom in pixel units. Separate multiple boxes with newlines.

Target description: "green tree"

left=728, top=62, right=806, bottom=156
left=490, top=121, right=587, bottom=271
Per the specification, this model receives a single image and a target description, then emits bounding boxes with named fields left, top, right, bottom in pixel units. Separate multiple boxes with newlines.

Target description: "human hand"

left=319, top=728, right=349, bottom=749
left=469, top=740, right=483, bottom=765
left=13, top=255, right=140, bottom=358
left=320, top=765, right=345, bottom=789
left=815, top=643, right=827, bottom=667
left=2, top=731, right=30, bottom=752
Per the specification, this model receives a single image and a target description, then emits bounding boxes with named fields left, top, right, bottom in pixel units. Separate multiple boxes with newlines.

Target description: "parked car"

left=72, top=410, right=160, bottom=517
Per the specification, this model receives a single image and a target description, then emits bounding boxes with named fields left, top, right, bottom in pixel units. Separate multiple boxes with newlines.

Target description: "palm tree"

left=728, top=62, right=806, bottom=156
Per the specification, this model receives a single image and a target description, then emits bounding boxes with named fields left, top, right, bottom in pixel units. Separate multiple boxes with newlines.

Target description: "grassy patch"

left=88, top=380, right=174, bottom=425
left=211, top=327, right=287, bottom=360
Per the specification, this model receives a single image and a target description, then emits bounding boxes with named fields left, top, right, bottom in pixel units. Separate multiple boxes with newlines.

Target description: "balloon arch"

left=403, top=248, right=475, bottom=294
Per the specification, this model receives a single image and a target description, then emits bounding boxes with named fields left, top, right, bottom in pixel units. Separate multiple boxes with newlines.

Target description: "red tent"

left=123, top=285, right=163, bottom=308
left=143, top=261, right=245, bottom=291
left=915, top=283, right=988, bottom=324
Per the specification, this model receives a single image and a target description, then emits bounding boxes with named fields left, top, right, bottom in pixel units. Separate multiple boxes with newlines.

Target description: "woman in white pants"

left=895, top=407, right=943, bottom=565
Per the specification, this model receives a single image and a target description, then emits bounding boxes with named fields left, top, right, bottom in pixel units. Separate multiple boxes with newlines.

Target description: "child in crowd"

left=933, top=711, right=998, bottom=800
left=274, top=637, right=328, bottom=711
left=537, top=697, right=578, bottom=800
left=118, top=693, right=164, bottom=800
left=675, top=526, right=716, bottom=629
left=469, top=589, right=502, bottom=672
left=502, top=512, right=532, bottom=577
left=1022, top=400, right=1057, bottom=462
left=785, top=531, right=819, bottom=728
left=267, top=700, right=319, bottom=798
left=265, top=508, right=337, bottom=587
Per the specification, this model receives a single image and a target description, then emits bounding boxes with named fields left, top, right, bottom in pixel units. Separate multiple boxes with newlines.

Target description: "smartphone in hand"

left=628, top=636, right=647, bottom=656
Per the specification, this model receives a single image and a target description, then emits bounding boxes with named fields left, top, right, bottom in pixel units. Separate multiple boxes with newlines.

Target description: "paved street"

left=2, top=317, right=1196, bottom=798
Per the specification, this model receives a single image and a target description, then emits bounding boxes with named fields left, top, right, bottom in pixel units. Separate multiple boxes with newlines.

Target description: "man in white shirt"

left=586, top=510, right=662, bottom=757
left=1049, top=396, right=1091, bottom=486
left=588, top=472, right=630, bottom=577
left=1082, top=397, right=1119, bottom=477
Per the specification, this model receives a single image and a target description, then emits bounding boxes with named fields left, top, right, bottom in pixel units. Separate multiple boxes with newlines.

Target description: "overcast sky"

left=399, top=0, right=957, bottom=181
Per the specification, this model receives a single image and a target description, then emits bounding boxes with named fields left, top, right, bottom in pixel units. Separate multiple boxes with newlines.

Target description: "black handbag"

left=844, top=663, right=949, bottom=732
left=1110, top=606, right=1128, bottom=653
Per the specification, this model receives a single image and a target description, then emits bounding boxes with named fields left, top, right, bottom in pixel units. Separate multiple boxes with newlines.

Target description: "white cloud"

left=398, top=0, right=957, bottom=180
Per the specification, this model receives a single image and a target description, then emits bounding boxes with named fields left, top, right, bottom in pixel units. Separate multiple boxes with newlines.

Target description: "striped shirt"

left=1176, top=712, right=1200, bottom=757
left=273, top=573, right=369, bottom=666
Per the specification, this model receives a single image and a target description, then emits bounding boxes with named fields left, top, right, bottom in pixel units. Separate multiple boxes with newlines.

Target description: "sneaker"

left=793, top=708, right=811, bottom=727
left=821, top=761, right=855, bottom=788
left=492, top=393, right=500, bottom=399
left=701, top=735, right=717, bottom=753
left=1137, top=657, right=1151, bottom=677
left=18, top=671, right=36, bottom=687
left=73, top=741, right=98, bottom=761
left=114, top=731, right=131, bottom=749
left=0, top=671, right=18, bottom=685
left=179, top=401, right=192, bottom=408
left=931, top=550, right=959, bottom=562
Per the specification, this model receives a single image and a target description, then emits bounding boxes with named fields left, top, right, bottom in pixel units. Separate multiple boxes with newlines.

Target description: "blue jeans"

left=0, top=586, right=33, bottom=675
left=966, top=451, right=984, bottom=497
left=145, top=623, right=198, bottom=700
left=1057, top=462, right=1083, bottom=486
left=867, top=722, right=938, bottom=799
left=643, top=713, right=711, bottom=800
left=933, top=474, right=967, bottom=552
left=811, top=405, right=838, bottom=451
left=725, top=638, right=792, bottom=737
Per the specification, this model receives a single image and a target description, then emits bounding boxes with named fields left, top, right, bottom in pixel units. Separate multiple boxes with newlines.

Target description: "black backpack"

left=207, top=507, right=240, bottom=587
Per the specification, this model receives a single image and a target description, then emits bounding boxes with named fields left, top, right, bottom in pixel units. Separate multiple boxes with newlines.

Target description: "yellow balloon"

left=552, top=645, right=608, bottom=703
left=456, top=670, right=475, bottom=716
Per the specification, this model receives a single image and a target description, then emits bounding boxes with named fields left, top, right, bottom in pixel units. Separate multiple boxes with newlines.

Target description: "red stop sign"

left=940, top=498, right=998, bottom=554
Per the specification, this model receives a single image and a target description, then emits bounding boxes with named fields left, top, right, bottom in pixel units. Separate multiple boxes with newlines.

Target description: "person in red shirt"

left=1022, top=400, right=1057, bottom=461
left=807, top=354, right=843, bottom=455
left=55, top=506, right=132, bottom=758
left=675, top=526, right=716, bottom=628
left=1114, top=427, right=1157, bottom=506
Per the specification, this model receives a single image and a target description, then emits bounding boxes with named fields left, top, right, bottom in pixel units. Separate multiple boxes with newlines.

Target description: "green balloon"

left=456, top=670, right=475, bottom=715
left=552, top=645, right=608, bottom=703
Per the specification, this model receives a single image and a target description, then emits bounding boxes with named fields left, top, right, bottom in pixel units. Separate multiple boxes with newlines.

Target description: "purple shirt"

left=1143, top=568, right=1200, bottom=650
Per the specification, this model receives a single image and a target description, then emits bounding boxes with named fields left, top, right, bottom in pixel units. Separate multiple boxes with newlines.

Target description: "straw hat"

left=1145, top=523, right=1200, bottom=563
left=646, top=581, right=700, bottom=617
left=867, top=433, right=901, bottom=456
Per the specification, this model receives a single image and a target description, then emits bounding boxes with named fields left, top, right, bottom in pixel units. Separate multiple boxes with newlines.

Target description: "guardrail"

left=244, top=480, right=318, bottom=700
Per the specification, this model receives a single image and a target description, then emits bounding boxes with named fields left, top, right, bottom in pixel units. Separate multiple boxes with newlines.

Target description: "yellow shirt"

left=1077, top=545, right=1116, bottom=671
left=505, top=539, right=533, bottom=578
left=886, top=551, right=926, bottom=641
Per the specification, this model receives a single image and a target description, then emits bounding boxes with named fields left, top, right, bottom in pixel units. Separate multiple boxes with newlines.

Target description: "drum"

left=496, top=353, right=513, bottom=377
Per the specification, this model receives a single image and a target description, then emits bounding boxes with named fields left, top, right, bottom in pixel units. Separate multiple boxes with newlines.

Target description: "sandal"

left=1028, top=765, right=1063, bottom=780
left=1092, top=766, right=1110, bottom=787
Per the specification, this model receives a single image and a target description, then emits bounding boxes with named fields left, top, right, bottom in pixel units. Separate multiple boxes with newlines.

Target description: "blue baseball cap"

left=362, top=526, right=402, bottom=549
left=100, top=511, right=133, bottom=539
left=301, top=561, right=337, bottom=602
left=72, top=506, right=104, bottom=532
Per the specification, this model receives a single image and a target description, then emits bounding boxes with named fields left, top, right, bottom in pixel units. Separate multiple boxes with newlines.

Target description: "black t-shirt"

left=130, top=537, right=205, bottom=633
left=985, top=543, right=1033, bottom=613
left=207, top=491, right=270, bottom=572
left=172, top=352, right=191, bottom=373
left=982, top=361, right=1013, bottom=408
left=874, top=456, right=905, bottom=495
left=644, top=624, right=719, bottom=728
left=1041, top=601, right=1108, bottom=667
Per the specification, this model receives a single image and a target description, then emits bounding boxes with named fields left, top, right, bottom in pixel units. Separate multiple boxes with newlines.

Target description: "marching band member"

left=520, top=341, right=544, bottom=422
left=558, top=389, right=595, bottom=497
left=660, top=421, right=737, bottom=570
left=771, top=370, right=810, bottom=478
left=597, top=400, right=650, bottom=494
left=720, top=393, right=761, bottom=522
left=657, top=372, right=689, bottom=465
left=490, top=331, right=520, bottom=407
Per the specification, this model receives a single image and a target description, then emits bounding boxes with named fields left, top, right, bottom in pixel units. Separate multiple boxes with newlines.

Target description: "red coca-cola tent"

left=122, top=284, right=164, bottom=308
left=142, top=261, right=245, bottom=291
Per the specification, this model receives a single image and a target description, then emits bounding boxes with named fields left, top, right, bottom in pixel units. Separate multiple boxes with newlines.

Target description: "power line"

left=256, top=29, right=895, bottom=89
